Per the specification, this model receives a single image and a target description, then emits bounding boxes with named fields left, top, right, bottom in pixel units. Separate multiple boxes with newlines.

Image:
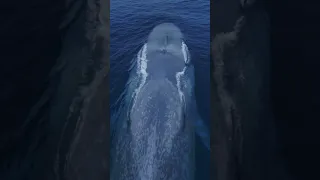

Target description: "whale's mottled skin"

left=111, top=23, right=207, bottom=180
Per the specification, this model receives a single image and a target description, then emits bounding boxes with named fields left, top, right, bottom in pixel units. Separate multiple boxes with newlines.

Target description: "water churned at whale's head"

left=131, top=23, right=192, bottom=109
left=131, top=23, right=192, bottom=132
left=131, top=23, right=193, bottom=120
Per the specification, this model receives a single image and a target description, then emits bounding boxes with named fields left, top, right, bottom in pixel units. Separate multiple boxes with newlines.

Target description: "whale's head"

left=130, top=23, right=195, bottom=135
left=145, top=23, right=191, bottom=81
left=135, top=23, right=193, bottom=97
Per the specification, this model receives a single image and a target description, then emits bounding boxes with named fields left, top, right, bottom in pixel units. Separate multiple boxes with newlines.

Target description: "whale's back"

left=111, top=79, right=195, bottom=180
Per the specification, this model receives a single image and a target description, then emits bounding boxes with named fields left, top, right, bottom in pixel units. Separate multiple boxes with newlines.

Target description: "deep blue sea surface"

left=110, top=0, right=210, bottom=179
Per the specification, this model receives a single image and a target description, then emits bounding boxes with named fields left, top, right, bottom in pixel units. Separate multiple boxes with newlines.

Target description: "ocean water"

left=110, top=0, right=210, bottom=179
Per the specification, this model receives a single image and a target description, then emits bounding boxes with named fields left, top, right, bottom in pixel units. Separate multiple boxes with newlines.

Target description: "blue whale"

left=110, top=23, right=210, bottom=180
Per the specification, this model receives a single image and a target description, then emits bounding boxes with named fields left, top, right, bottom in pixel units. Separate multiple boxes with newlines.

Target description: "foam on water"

left=176, top=40, right=190, bottom=103
left=132, top=43, right=148, bottom=104
left=181, top=41, right=190, bottom=64
left=176, top=67, right=187, bottom=103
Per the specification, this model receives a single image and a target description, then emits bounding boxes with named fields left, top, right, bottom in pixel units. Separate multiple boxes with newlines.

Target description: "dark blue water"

left=110, top=0, right=210, bottom=179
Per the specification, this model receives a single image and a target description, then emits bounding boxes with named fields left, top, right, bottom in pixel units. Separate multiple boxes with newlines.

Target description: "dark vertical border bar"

left=210, top=0, right=214, bottom=179
left=0, top=0, right=111, bottom=180
left=211, top=1, right=291, bottom=180
left=211, top=0, right=241, bottom=179
left=60, top=0, right=111, bottom=179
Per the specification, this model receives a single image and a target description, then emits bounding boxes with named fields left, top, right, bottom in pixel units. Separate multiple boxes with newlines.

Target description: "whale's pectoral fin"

left=126, top=106, right=133, bottom=133
left=126, top=117, right=131, bottom=133
left=194, top=113, right=210, bottom=150
left=182, top=108, right=187, bottom=131
left=126, top=94, right=135, bottom=133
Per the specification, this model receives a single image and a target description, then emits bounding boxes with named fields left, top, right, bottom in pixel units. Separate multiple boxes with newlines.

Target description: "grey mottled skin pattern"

left=111, top=23, right=195, bottom=180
